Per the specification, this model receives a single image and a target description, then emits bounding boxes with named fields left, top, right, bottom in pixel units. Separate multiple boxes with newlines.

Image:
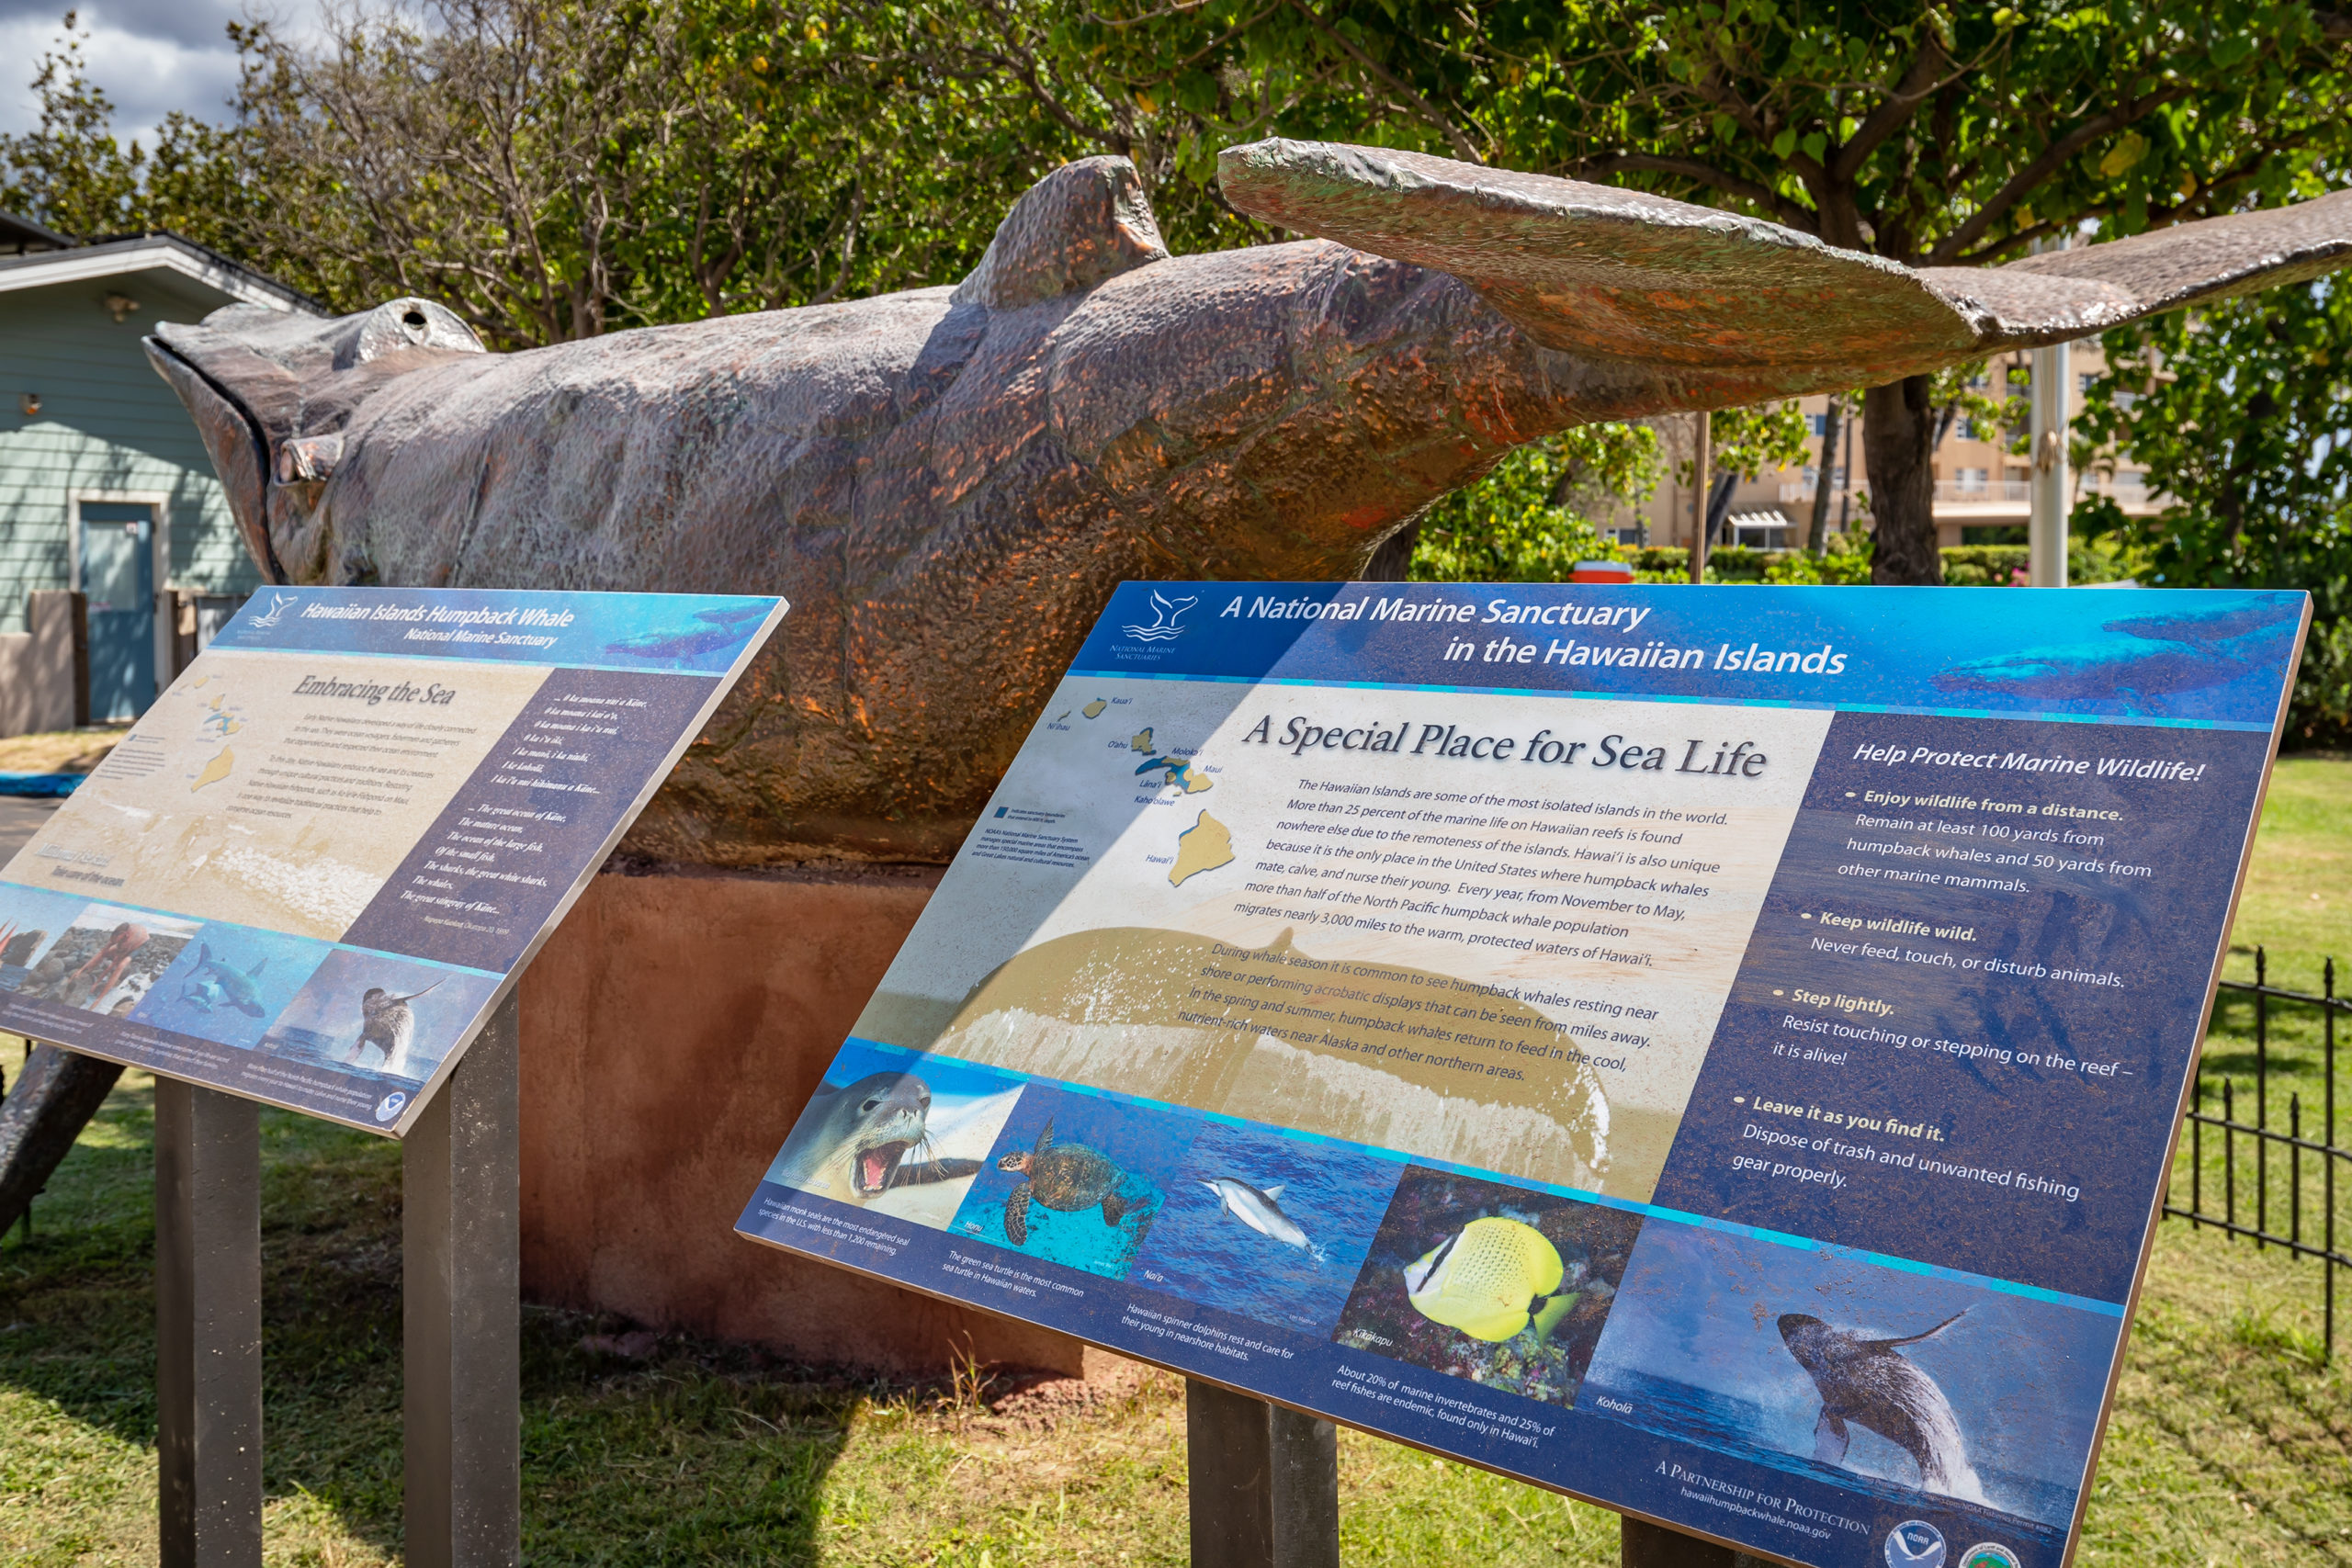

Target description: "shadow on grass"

left=0, top=1073, right=867, bottom=1565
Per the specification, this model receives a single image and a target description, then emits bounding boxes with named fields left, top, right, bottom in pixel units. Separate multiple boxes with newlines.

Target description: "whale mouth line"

left=855, top=1139, right=912, bottom=1194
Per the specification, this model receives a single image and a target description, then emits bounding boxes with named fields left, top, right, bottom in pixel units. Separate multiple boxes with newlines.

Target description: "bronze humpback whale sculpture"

left=1, top=140, right=2343, bottom=1234
left=139, top=139, right=2352, bottom=870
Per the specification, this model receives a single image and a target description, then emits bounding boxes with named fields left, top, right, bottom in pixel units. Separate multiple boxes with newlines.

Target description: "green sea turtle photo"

left=996, top=1119, right=1131, bottom=1245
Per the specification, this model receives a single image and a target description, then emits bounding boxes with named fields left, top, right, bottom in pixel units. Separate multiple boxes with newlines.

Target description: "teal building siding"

left=0, top=276, right=263, bottom=634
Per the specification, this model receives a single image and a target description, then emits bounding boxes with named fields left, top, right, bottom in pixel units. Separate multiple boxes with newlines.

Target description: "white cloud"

left=0, top=1, right=324, bottom=151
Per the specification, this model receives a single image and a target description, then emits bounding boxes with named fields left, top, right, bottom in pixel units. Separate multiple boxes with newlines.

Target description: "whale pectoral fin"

left=1004, top=1185, right=1032, bottom=1245
left=1217, top=140, right=1973, bottom=378
left=888, top=1156, right=981, bottom=1189
left=1811, top=1409, right=1851, bottom=1466
left=1864, top=1308, right=1970, bottom=1351
left=1102, top=1191, right=1128, bottom=1228
left=1216, top=139, right=2352, bottom=385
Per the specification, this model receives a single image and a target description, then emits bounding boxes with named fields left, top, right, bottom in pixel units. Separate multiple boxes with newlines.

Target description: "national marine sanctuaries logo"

left=1121, top=592, right=1197, bottom=643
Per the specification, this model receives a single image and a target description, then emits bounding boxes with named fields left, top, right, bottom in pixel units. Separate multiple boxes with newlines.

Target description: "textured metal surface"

left=155, top=1079, right=263, bottom=1568
left=1219, top=140, right=2352, bottom=369
left=141, top=144, right=2352, bottom=866
left=0, top=1043, right=123, bottom=1233
left=1184, top=1380, right=1340, bottom=1568
left=403, top=993, right=520, bottom=1568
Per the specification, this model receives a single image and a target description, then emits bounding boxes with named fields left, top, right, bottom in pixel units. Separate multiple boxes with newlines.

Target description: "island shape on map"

left=1133, top=753, right=1213, bottom=794
left=1170, top=810, right=1234, bottom=886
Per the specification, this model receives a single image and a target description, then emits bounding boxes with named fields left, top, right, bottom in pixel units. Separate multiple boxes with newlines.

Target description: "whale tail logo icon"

left=248, top=592, right=298, bottom=629
left=1121, top=591, right=1198, bottom=643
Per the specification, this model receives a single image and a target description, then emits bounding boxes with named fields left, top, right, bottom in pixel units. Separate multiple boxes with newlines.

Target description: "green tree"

left=0, top=1, right=1102, bottom=346
left=1048, top=0, right=2352, bottom=584
left=0, top=17, right=259, bottom=251
left=1409, top=423, right=1660, bottom=581
left=2075, top=280, right=2352, bottom=744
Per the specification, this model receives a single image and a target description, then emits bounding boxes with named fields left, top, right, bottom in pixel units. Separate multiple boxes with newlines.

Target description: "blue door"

left=79, top=502, right=156, bottom=720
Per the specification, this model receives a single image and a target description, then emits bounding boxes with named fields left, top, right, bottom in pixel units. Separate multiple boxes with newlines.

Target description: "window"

left=1955, top=468, right=1990, bottom=493
left=1951, top=416, right=1977, bottom=441
left=1809, top=413, right=1829, bottom=437
left=2079, top=372, right=2097, bottom=394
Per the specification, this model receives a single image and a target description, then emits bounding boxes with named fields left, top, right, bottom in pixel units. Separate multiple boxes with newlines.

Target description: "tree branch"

left=1828, top=32, right=1948, bottom=183
left=1285, top=0, right=1484, bottom=164
left=1927, top=83, right=2194, bottom=265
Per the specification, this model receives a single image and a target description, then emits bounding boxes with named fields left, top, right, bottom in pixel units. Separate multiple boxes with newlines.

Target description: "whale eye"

left=860, top=1096, right=882, bottom=1112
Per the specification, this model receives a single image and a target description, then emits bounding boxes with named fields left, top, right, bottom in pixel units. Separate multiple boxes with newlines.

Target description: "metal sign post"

left=154, top=1080, right=262, bottom=1568
left=404, top=993, right=522, bottom=1568
left=1186, top=1381, right=1339, bottom=1568
left=150, top=994, right=521, bottom=1568
left=1621, top=1516, right=1774, bottom=1567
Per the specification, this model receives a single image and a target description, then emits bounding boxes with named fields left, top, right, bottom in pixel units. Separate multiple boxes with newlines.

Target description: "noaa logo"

left=373, top=1090, right=410, bottom=1124
left=1884, top=1521, right=1947, bottom=1568
left=1959, top=1547, right=2020, bottom=1568
left=248, top=591, right=298, bottom=629
left=1120, top=591, right=1196, bottom=643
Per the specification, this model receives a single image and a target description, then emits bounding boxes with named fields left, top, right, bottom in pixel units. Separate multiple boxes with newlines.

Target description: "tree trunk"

left=1806, top=396, right=1843, bottom=555
left=1864, top=376, right=1942, bottom=584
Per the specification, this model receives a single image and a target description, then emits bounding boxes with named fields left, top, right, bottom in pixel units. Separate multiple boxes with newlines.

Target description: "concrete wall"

left=518, top=864, right=1099, bottom=1379
left=0, top=589, right=81, bottom=737
left=0, top=279, right=258, bottom=636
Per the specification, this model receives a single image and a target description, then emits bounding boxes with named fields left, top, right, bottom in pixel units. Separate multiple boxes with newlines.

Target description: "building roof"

left=0, top=210, right=74, bottom=253
left=0, top=228, right=320, bottom=316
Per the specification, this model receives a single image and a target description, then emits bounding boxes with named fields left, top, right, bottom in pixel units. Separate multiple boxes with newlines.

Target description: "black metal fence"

left=2165, top=948, right=2351, bottom=1360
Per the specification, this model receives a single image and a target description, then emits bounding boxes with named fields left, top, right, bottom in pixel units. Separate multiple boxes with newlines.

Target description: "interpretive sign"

left=0, top=587, right=785, bottom=1135
left=741, top=581, right=2304, bottom=1568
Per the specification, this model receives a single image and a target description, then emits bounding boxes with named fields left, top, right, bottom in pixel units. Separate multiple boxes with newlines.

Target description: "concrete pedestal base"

left=518, top=864, right=1097, bottom=1380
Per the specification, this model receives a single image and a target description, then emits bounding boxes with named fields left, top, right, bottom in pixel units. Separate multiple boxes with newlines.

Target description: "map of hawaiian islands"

left=1078, top=698, right=1232, bottom=887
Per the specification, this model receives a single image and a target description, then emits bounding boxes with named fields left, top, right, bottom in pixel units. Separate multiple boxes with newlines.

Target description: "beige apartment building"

left=1627, top=344, right=2165, bottom=551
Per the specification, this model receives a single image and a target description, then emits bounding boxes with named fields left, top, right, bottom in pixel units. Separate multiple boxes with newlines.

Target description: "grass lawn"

left=0, top=755, right=2346, bottom=1564
left=0, top=728, right=124, bottom=776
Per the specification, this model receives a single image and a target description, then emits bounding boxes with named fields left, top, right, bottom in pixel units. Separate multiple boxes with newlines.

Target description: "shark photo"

left=131, top=924, right=334, bottom=1050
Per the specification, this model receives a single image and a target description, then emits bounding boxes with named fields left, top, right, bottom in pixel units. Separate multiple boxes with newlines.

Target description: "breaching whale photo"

left=1577, top=1220, right=2120, bottom=1542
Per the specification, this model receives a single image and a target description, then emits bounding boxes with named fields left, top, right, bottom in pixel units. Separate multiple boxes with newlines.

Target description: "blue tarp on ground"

left=0, top=773, right=83, bottom=796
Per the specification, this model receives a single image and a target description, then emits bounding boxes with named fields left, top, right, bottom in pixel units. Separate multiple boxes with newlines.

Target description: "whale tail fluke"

left=1217, top=138, right=2352, bottom=393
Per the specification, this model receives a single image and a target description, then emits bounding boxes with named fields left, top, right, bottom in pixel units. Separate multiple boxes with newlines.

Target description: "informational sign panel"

left=0, top=587, right=785, bottom=1135
left=741, top=581, right=2304, bottom=1568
